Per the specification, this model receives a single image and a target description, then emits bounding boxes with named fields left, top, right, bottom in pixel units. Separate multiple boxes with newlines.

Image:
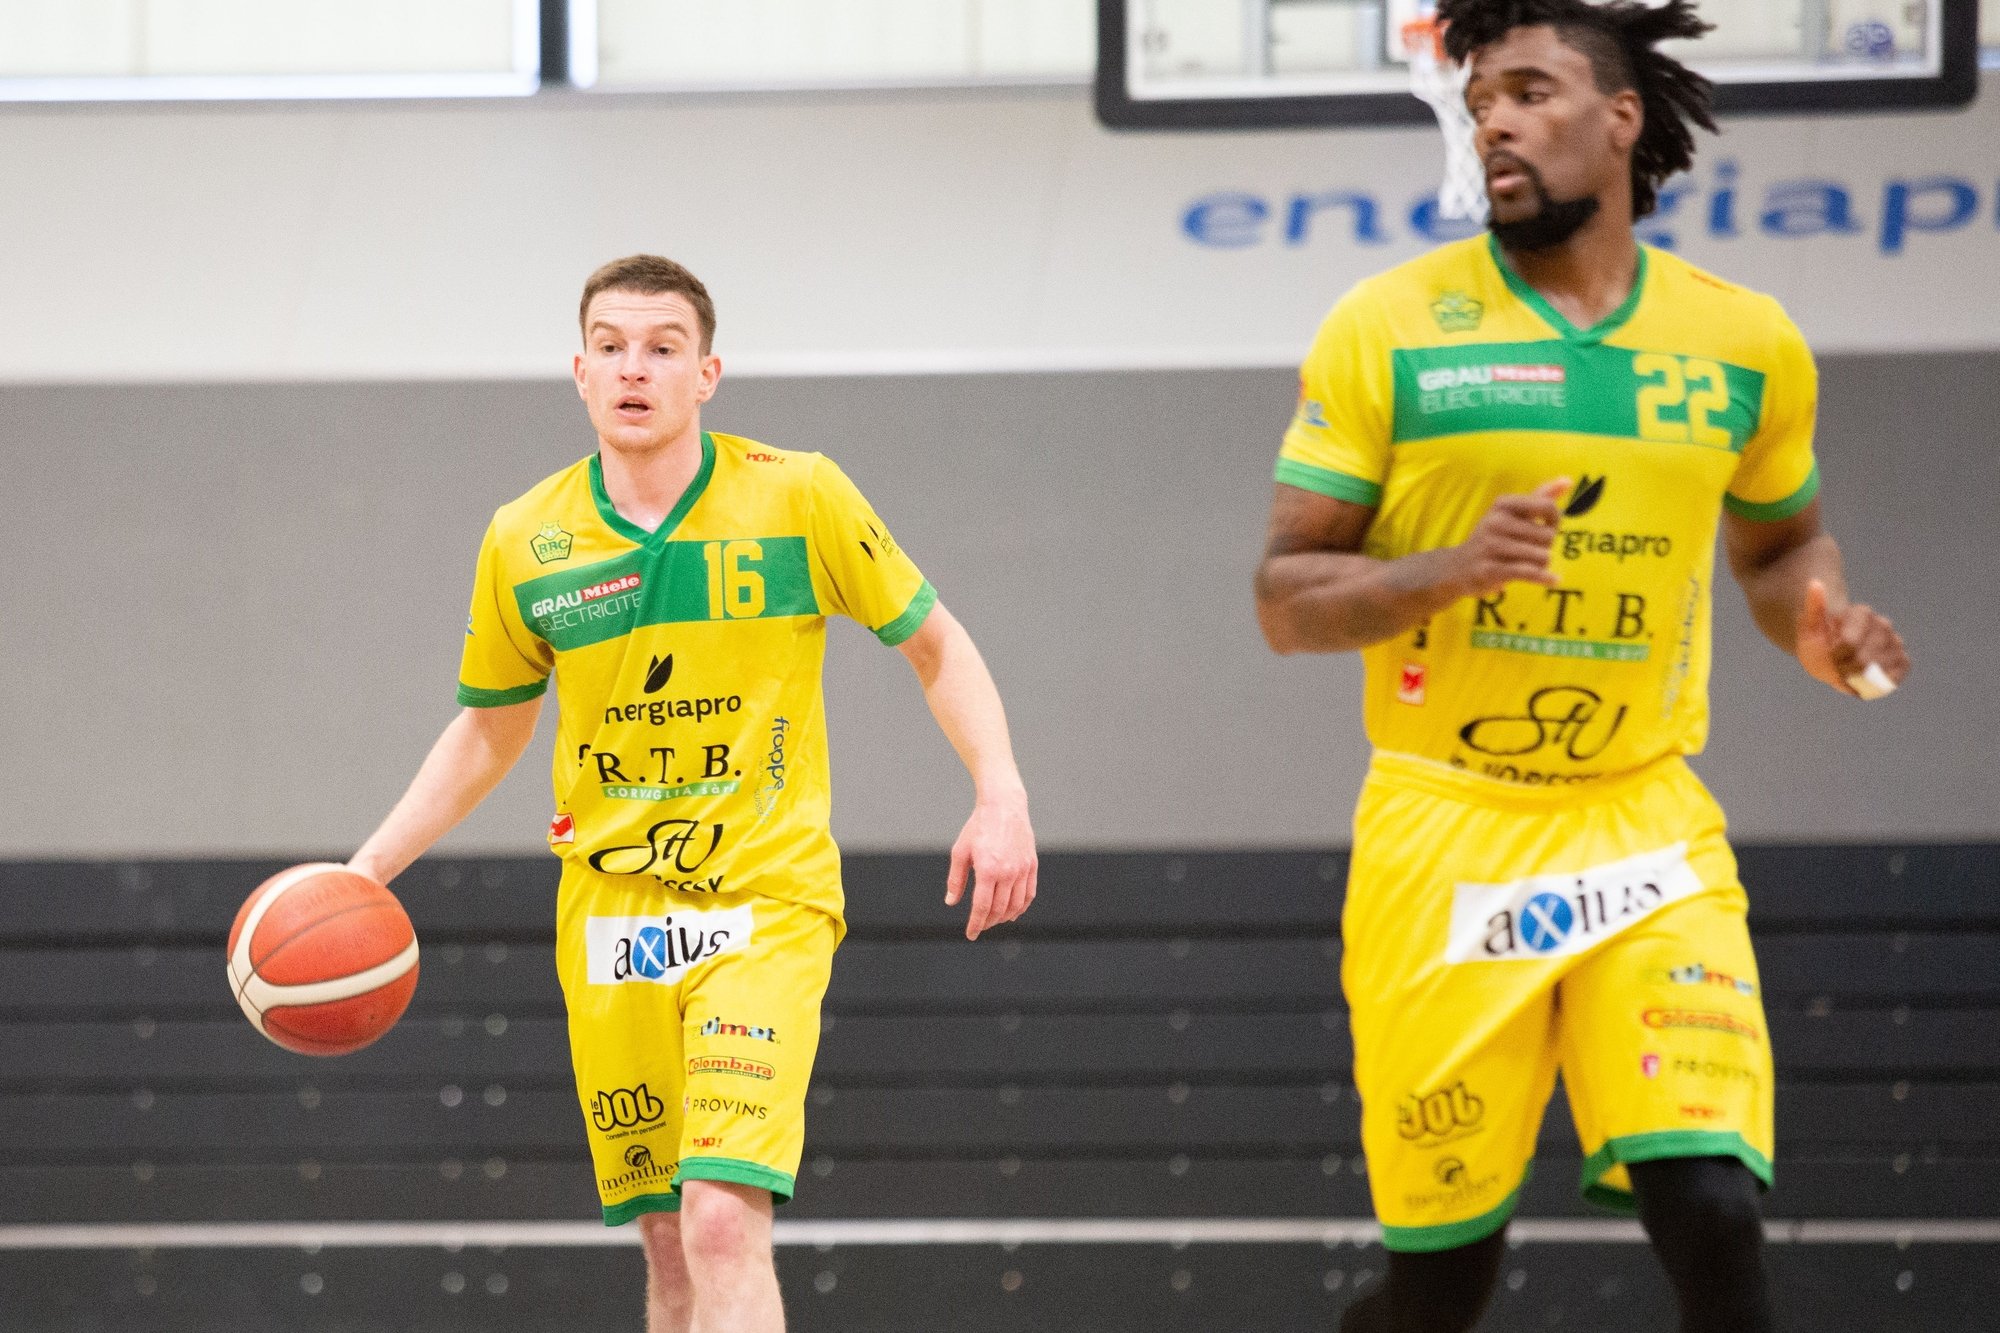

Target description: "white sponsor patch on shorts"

left=585, top=905, right=754, bottom=985
left=1445, top=843, right=1702, bottom=963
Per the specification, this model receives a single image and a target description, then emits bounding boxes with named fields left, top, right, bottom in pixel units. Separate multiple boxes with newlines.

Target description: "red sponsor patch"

left=1397, top=662, right=1428, bottom=706
left=1640, top=1053, right=1661, bottom=1079
left=548, top=812, right=575, bottom=845
left=580, top=575, right=642, bottom=603
left=1490, top=364, right=1565, bottom=383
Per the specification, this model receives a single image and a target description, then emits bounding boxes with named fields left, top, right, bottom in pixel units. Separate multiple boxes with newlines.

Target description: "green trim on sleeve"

left=1579, top=1129, right=1773, bottom=1214
left=1724, top=461, right=1821, bottom=523
left=1273, top=458, right=1383, bottom=507
left=1380, top=1183, right=1522, bottom=1253
left=456, top=678, right=549, bottom=708
left=873, top=579, right=938, bottom=647
left=601, top=1190, right=682, bottom=1226
left=674, top=1156, right=797, bottom=1204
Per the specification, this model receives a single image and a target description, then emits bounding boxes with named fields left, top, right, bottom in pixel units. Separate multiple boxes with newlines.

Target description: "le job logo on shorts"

left=585, top=905, right=754, bottom=985
left=1445, top=843, right=1702, bottom=963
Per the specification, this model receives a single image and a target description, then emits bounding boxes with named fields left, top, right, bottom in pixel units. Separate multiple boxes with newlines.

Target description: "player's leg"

left=1556, top=772, right=1776, bottom=1329
left=638, top=1211, right=696, bottom=1333
left=1339, top=772, right=1564, bottom=1321
left=554, top=863, right=697, bottom=1317
left=1337, top=1228, right=1509, bottom=1333
left=678, top=1180, right=784, bottom=1332
left=1628, top=1156, right=1774, bottom=1333
left=673, top=895, right=838, bottom=1332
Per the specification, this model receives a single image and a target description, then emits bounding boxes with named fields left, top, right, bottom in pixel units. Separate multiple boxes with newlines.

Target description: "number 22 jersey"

left=456, top=431, right=935, bottom=923
left=1277, top=235, right=1820, bottom=794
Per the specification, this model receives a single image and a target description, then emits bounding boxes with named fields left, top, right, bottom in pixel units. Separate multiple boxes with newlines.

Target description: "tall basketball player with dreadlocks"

left=1255, top=3, right=1909, bottom=1330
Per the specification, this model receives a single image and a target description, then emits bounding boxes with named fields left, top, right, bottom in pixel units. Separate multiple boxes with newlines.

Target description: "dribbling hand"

left=1445, top=478, right=1571, bottom=597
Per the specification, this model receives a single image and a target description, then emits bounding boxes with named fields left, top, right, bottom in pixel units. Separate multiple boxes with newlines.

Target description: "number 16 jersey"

left=457, top=431, right=935, bottom=924
left=1277, top=235, right=1820, bottom=795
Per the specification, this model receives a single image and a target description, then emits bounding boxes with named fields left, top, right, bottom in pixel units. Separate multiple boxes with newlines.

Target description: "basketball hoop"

left=1402, top=13, right=1487, bottom=224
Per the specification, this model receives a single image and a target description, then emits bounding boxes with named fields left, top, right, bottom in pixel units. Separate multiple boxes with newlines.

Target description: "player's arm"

left=1255, top=479, right=1569, bottom=655
left=896, top=602, right=1036, bottom=942
left=1723, top=501, right=1909, bottom=698
left=347, top=699, right=543, bottom=885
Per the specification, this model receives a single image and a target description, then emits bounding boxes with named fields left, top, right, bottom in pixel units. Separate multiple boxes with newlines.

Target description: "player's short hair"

left=578, top=254, right=717, bottom=353
left=1436, top=0, right=1718, bottom=219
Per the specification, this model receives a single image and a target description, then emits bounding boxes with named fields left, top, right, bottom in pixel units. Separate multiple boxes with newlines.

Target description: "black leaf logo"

left=1564, top=475, right=1606, bottom=519
left=858, top=541, right=875, bottom=561
left=643, top=655, right=674, bottom=694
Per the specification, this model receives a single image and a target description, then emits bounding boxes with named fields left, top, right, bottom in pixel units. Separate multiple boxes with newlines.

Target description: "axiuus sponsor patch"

left=585, top=905, right=754, bottom=985
left=1445, top=842, right=1703, bottom=963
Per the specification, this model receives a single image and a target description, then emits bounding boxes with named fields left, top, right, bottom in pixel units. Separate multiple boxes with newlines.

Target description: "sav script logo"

left=585, top=905, right=754, bottom=986
left=1446, top=843, right=1702, bottom=963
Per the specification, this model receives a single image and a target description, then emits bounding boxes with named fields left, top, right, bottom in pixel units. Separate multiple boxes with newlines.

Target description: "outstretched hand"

left=945, top=790, right=1038, bottom=941
left=1796, top=578, right=1909, bottom=699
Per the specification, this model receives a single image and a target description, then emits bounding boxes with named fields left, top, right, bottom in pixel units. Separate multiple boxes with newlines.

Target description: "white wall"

left=0, top=76, right=1995, bottom=384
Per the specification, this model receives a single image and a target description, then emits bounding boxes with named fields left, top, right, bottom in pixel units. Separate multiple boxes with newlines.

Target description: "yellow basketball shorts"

left=554, top=862, right=838, bottom=1225
left=1345, top=754, right=1774, bottom=1253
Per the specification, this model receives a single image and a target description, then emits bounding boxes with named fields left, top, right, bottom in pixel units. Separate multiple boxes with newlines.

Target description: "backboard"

left=1097, top=0, right=1981, bottom=128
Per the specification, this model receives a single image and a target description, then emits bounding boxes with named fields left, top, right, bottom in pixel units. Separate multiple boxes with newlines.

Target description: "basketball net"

left=1402, top=11, right=1487, bottom=224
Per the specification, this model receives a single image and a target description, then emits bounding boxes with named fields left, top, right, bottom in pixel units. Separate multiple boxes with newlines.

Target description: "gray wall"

left=2, top=353, right=1994, bottom=856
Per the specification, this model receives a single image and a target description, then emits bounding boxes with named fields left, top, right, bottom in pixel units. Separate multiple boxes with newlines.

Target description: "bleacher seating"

left=0, top=847, right=1994, bottom=1331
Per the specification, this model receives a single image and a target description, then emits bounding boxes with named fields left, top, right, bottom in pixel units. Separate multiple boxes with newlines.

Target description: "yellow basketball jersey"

left=457, top=431, right=934, bottom=922
left=1278, top=235, right=1819, bottom=795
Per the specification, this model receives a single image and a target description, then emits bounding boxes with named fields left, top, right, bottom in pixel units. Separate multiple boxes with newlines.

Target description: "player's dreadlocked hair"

left=1434, top=0, right=1718, bottom=219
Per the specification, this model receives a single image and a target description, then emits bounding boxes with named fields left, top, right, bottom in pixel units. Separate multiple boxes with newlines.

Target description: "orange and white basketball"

left=226, top=863, right=420, bottom=1056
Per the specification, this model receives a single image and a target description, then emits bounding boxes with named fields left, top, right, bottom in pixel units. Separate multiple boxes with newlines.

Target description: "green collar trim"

left=1488, top=232, right=1649, bottom=346
left=589, top=431, right=716, bottom=547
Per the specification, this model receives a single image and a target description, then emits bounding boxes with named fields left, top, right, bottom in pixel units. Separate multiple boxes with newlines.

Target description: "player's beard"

left=1486, top=156, right=1602, bottom=253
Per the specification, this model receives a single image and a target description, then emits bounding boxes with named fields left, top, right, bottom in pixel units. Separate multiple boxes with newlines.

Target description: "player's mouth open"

left=616, top=398, right=651, bottom=417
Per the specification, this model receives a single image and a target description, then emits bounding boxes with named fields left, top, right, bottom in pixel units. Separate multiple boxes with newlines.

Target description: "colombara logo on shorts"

left=688, top=1055, right=775, bottom=1081
left=1642, top=1009, right=1760, bottom=1041
left=1445, top=843, right=1703, bottom=963
left=584, top=905, right=754, bottom=986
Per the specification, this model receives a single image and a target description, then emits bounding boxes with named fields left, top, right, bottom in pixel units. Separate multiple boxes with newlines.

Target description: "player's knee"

left=1632, top=1157, right=1764, bottom=1254
left=677, top=1181, right=774, bottom=1272
left=638, top=1210, right=689, bottom=1280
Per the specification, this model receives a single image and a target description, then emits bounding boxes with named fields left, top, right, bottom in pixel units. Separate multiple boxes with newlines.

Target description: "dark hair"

left=578, top=254, right=717, bottom=353
left=1436, top=0, right=1717, bottom=218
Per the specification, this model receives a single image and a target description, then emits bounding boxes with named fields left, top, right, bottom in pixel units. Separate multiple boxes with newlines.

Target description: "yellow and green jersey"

left=458, top=431, right=934, bottom=923
left=1278, top=235, right=1819, bottom=796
